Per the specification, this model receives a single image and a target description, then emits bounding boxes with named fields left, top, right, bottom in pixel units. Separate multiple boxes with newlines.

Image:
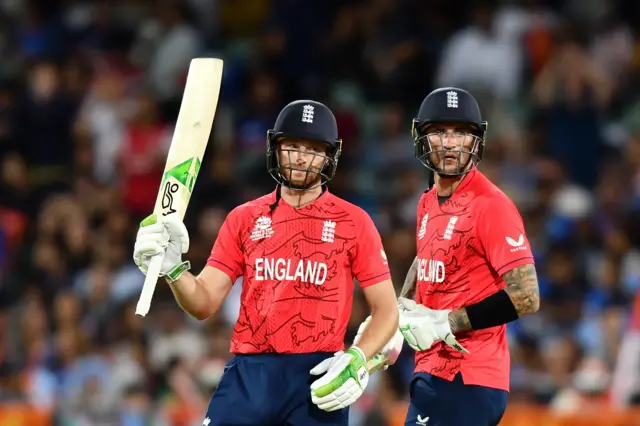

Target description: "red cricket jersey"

left=208, top=188, right=391, bottom=354
left=414, top=169, right=534, bottom=392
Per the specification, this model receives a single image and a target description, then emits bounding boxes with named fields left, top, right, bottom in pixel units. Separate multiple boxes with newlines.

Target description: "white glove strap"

left=349, top=345, right=366, bottom=363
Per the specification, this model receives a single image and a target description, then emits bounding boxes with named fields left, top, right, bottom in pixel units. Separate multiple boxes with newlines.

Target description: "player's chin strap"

left=268, top=185, right=282, bottom=215
left=268, top=183, right=327, bottom=215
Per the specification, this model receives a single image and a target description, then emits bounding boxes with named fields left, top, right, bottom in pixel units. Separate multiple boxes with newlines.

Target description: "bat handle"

left=135, top=254, right=164, bottom=317
left=366, top=355, right=388, bottom=373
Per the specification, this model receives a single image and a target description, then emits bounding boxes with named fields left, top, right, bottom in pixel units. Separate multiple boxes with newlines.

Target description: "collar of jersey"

left=269, top=185, right=331, bottom=211
left=431, top=168, right=478, bottom=209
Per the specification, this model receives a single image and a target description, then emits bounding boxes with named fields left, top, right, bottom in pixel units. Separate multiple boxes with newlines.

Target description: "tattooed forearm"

left=448, top=309, right=472, bottom=334
left=448, top=264, right=540, bottom=334
left=400, top=257, right=418, bottom=299
left=502, top=264, right=540, bottom=316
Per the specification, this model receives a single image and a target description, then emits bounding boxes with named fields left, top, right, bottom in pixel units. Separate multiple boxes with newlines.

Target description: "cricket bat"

left=135, top=58, right=224, bottom=317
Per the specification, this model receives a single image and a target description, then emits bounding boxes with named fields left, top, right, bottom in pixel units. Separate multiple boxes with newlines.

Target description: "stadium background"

left=0, top=0, right=639, bottom=424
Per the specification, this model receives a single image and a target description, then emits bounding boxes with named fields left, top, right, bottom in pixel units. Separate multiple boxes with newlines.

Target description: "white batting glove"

left=310, top=347, right=369, bottom=412
left=353, top=316, right=404, bottom=372
left=133, top=213, right=191, bottom=282
left=398, top=297, right=468, bottom=353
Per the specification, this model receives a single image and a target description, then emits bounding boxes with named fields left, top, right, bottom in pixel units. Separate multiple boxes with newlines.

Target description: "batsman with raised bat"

left=369, top=87, right=541, bottom=426
left=133, top=99, right=402, bottom=425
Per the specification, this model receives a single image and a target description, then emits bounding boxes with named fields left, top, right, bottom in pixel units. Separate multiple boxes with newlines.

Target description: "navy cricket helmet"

left=267, top=100, right=342, bottom=190
left=412, top=87, right=488, bottom=177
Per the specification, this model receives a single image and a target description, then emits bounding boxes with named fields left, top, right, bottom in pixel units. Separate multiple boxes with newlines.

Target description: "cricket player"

left=395, top=87, right=541, bottom=426
left=133, top=100, right=400, bottom=425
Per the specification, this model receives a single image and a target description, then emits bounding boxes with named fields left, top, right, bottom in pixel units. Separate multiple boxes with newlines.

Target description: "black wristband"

left=466, top=290, right=519, bottom=330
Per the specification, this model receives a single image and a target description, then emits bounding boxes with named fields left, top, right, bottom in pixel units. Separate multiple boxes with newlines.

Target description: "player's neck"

left=280, top=184, right=323, bottom=209
left=434, top=174, right=464, bottom=197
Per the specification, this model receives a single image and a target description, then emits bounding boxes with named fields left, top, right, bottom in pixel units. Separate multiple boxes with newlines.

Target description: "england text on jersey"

left=254, top=258, right=328, bottom=285
left=416, top=258, right=446, bottom=283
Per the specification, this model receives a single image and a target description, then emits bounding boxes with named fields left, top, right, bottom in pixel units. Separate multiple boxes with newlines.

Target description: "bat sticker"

left=161, top=181, right=179, bottom=215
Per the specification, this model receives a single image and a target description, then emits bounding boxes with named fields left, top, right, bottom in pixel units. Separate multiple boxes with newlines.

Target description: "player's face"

left=277, top=138, right=330, bottom=187
left=423, top=123, right=478, bottom=175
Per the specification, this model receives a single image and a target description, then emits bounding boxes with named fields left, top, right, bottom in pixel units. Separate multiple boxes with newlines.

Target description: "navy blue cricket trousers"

left=405, top=372, right=508, bottom=426
left=203, top=352, right=348, bottom=426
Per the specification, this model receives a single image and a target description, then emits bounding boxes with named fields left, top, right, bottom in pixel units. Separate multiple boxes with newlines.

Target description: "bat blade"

left=135, top=57, right=224, bottom=317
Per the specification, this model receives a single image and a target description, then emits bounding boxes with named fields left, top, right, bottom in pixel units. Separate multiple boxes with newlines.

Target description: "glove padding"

left=398, top=297, right=468, bottom=354
left=353, top=316, right=404, bottom=372
left=133, top=213, right=191, bottom=281
left=310, top=347, right=369, bottom=412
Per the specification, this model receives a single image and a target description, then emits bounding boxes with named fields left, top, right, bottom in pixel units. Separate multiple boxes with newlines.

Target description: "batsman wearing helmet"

left=133, top=100, right=401, bottom=425
left=394, top=88, right=540, bottom=426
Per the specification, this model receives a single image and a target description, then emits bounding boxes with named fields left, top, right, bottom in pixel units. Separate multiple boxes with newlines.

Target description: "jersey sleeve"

left=207, top=208, right=244, bottom=283
left=477, top=195, right=535, bottom=276
left=351, top=209, right=391, bottom=288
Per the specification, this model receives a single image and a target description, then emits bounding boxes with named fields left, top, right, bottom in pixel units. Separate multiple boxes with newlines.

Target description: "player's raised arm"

left=133, top=209, right=242, bottom=320
left=167, top=262, right=234, bottom=321
left=448, top=198, right=540, bottom=334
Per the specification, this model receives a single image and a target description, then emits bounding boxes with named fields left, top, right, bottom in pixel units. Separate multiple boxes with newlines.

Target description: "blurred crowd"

left=0, top=0, right=639, bottom=424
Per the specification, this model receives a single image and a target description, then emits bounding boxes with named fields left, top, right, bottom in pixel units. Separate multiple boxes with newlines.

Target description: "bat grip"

left=366, top=355, right=388, bottom=373
left=135, top=254, right=164, bottom=317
